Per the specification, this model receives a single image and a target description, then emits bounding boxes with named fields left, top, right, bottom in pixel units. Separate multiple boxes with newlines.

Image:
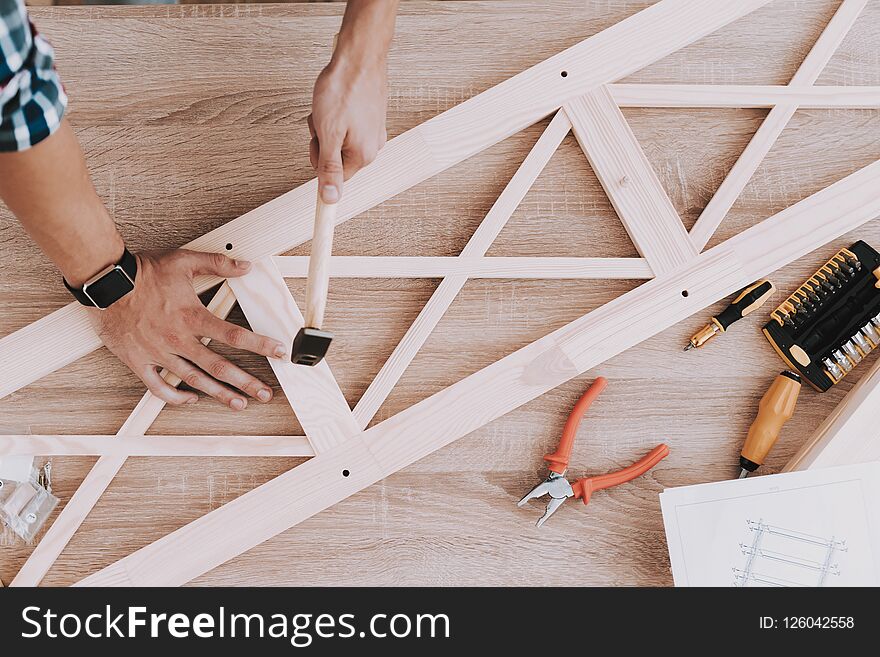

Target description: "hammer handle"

left=304, top=196, right=337, bottom=328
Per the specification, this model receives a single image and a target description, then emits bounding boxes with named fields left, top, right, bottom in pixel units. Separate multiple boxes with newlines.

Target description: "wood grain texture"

left=0, top=0, right=772, bottom=399
left=10, top=284, right=237, bottom=587
left=352, top=111, right=572, bottom=427
left=689, top=0, right=869, bottom=251
left=0, top=435, right=314, bottom=458
left=273, top=256, right=654, bottom=279
left=78, top=156, right=880, bottom=587
left=227, top=258, right=359, bottom=452
left=564, top=87, right=696, bottom=273
left=609, top=84, right=880, bottom=108
left=2, top=0, right=879, bottom=587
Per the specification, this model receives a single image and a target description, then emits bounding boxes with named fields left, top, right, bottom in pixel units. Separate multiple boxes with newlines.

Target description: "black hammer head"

left=291, top=327, right=334, bottom=366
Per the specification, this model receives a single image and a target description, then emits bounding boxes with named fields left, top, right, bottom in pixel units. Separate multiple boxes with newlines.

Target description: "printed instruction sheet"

left=661, top=463, right=880, bottom=586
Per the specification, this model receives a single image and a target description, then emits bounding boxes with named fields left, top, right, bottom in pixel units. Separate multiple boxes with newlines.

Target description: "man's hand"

left=308, top=58, right=387, bottom=203
left=307, top=0, right=398, bottom=203
left=92, top=250, right=286, bottom=410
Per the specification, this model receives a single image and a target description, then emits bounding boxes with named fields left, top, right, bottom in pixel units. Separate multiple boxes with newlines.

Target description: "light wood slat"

left=77, top=157, right=880, bottom=587
left=784, top=355, right=880, bottom=472
left=0, top=435, right=314, bottom=458
left=352, top=111, right=572, bottom=428
left=564, top=86, right=696, bottom=274
left=689, top=0, right=869, bottom=251
left=609, top=84, right=880, bottom=108
left=227, top=259, right=360, bottom=452
left=272, top=256, right=653, bottom=279
left=11, top=283, right=237, bottom=587
left=77, top=436, right=387, bottom=588
left=0, top=0, right=773, bottom=400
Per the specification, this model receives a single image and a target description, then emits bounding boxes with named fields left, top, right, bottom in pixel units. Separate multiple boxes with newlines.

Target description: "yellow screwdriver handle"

left=740, top=371, right=801, bottom=473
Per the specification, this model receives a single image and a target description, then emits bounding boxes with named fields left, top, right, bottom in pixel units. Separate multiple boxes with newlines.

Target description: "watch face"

left=83, top=266, right=135, bottom=309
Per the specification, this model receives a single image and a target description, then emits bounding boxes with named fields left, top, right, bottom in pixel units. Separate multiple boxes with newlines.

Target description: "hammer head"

left=291, top=327, right=334, bottom=366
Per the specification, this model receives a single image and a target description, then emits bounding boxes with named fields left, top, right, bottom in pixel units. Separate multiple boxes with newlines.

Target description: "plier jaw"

left=517, top=377, right=670, bottom=527
left=517, top=471, right=573, bottom=527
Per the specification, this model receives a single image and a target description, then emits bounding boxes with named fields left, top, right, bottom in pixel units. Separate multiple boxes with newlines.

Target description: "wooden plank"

left=689, top=0, right=869, bottom=251
left=2, top=0, right=873, bottom=589
left=77, top=436, right=387, bottom=588
left=227, top=259, right=360, bottom=452
left=0, top=435, right=314, bottom=458
left=609, top=84, right=880, bottom=108
left=11, top=283, right=237, bottom=587
left=0, top=0, right=773, bottom=400
left=564, top=86, right=697, bottom=274
left=273, top=256, right=653, bottom=279
left=784, top=357, right=880, bottom=472
left=352, top=111, right=571, bottom=428
left=77, top=157, right=880, bottom=587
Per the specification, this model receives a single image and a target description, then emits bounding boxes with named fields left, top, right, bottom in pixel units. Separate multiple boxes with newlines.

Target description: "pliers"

left=518, top=376, right=670, bottom=527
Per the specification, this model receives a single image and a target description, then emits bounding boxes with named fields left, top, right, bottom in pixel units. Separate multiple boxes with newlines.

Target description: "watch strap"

left=63, top=248, right=137, bottom=308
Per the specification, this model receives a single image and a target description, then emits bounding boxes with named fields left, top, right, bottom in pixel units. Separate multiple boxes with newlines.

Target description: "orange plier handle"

left=571, top=444, right=670, bottom=505
left=543, top=376, right=608, bottom=474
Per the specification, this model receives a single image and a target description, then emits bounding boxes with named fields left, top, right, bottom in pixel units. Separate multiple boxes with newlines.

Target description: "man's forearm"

left=333, top=0, right=399, bottom=69
left=0, top=119, right=124, bottom=287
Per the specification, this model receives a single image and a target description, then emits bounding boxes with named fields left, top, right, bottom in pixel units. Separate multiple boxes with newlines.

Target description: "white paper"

left=660, top=463, right=880, bottom=587
left=0, top=456, right=34, bottom=483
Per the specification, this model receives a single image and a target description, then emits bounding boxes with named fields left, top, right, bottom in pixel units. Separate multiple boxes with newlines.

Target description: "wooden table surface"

left=1, top=0, right=879, bottom=587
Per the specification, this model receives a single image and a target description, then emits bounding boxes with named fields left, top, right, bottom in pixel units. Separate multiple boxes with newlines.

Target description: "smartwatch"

left=63, top=248, right=138, bottom=309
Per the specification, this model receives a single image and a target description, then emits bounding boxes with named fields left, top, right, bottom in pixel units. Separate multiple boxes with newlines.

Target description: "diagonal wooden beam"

left=609, top=84, right=880, bottom=108
left=0, top=435, right=314, bottom=458
left=0, top=0, right=773, bottom=400
left=77, top=158, right=880, bottom=587
left=352, top=110, right=571, bottom=428
left=228, top=259, right=359, bottom=452
left=564, top=86, right=697, bottom=274
left=272, top=256, right=654, bottom=279
left=689, top=0, right=869, bottom=251
left=11, top=283, right=237, bottom=587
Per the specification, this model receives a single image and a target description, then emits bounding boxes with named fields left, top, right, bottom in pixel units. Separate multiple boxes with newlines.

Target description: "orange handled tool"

left=570, top=444, right=670, bottom=505
left=518, top=376, right=669, bottom=527
left=544, top=376, right=607, bottom=474
left=738, top=370, right=801, bottom=478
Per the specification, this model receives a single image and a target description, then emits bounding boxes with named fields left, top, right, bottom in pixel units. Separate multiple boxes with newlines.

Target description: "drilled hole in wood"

left=342, top=469, right=350, bottom=478
left=681, top=290, right=689, bottom=297
left=560, top=70, right=568, bottom=77
left=225, top=243, right=233, bottom=251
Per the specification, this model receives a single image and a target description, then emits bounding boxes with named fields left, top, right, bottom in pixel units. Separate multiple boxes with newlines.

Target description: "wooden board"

left=76, top=156, right=880, bottom=586
left=784, top=355, right=880, bottom=471
left=2, top=0, right=880, bottom=586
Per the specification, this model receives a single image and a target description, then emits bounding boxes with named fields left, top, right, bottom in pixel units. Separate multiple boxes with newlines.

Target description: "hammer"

left=291, top=194, right=336, bottom=366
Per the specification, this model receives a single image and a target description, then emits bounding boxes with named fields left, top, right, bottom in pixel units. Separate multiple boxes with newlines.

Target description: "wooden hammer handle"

left=304, top=196, right=337, bottom=328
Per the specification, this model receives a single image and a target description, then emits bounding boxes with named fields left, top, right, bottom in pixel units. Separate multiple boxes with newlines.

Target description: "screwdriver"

left=684, top=279, right=775, bottom=351
left=738, top=370, right=801, bottom=479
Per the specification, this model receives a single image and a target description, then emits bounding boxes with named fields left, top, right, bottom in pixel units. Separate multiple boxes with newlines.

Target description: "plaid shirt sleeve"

left=0, top=0, right=67, bottom=152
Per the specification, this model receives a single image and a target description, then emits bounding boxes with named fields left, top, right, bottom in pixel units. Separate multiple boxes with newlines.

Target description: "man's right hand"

left=91, top=249, right=286, bottom=410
